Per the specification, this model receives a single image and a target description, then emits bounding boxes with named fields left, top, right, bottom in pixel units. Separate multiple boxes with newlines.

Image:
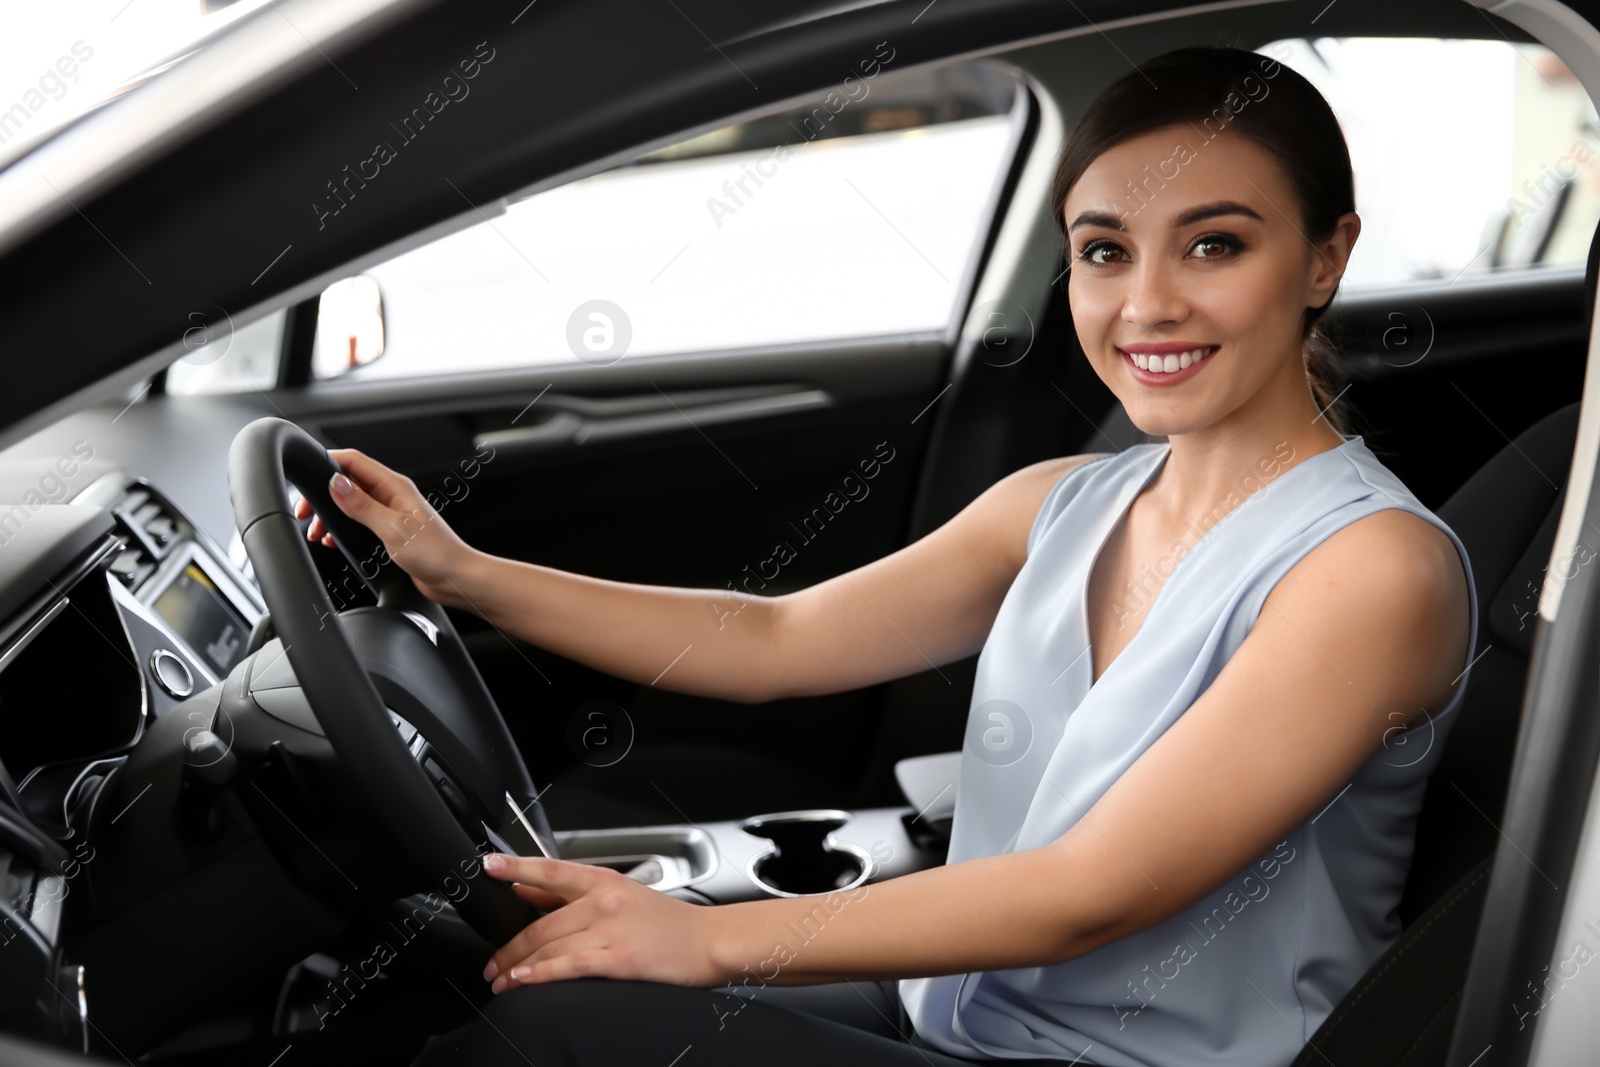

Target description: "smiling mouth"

left=1120, top=345, right=1219, bottom=374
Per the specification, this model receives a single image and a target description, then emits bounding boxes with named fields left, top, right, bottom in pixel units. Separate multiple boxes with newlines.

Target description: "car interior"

left=0, top=0, right=1597, bottom=1064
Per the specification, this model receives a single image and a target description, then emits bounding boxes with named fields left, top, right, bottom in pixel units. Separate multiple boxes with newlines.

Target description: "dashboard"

left=0, top=448, right=560, bottom=1055
left=0, top=467, right=267, bottom=807
left=86, top=475, right=263, bottom=698
left=0, top=469, right=266, bottom=1047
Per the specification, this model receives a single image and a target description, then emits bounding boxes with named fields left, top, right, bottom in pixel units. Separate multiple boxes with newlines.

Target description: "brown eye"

left=1189, top=233, right=1244, bottom=260
left=1079, top=240, right=1128, bottom=266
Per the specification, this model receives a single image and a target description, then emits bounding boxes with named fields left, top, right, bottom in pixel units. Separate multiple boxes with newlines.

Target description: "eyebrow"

left=1067, top=210, right=1129, bottom=233
left=1173, top=200, right=1265, bottom=227
left=1067, top=199, right=1265, bottom=233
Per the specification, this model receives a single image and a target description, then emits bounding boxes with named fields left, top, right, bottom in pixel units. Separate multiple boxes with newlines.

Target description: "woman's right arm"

left=299, top=448, right=1104, bottom=705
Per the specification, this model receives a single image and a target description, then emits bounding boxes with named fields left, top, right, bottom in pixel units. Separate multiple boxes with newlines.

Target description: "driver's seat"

left=1285, top=218, right=1600, bottom=1064
left=1287, top=397, right=1578, bottom=1066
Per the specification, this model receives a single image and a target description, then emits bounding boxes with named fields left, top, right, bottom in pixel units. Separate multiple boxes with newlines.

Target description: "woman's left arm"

left=483, top=510, right=1471, bottom=992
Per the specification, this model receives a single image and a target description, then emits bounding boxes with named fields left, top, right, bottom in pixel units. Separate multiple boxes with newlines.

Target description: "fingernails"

left=490, top=975, right=506, bottom=994
left=483, top=960, right=499, bottom=981
left=484, top=853, right=505, bottom=873
left=330, top=472, right=352, bottom=498
left=509, top=967, right=529, bottom=982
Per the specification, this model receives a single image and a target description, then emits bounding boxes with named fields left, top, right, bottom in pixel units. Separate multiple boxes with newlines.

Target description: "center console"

left=71, top=471, right=265, bottom=716
left=557, top=805, right=949, bottom=904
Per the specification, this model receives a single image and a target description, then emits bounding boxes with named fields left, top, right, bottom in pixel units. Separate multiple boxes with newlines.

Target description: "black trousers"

left=407, top=976, right=1104, bottom=1066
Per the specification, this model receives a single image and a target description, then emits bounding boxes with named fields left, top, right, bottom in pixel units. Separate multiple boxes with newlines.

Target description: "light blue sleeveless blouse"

left=898, top=434, right=1479, bottom=1067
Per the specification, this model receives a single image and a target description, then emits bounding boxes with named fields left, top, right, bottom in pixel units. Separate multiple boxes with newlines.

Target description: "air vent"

left=107, top=486, right=184, bottom=589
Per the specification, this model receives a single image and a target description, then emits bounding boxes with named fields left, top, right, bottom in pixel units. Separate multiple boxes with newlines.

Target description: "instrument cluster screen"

left=151, top=562, right=248, bottom=676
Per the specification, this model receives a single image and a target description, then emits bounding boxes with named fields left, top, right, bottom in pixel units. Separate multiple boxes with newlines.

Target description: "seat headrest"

left=1439, top=403, right=1582, bottom=659
left=1487, top=484, right=1568, bottom=656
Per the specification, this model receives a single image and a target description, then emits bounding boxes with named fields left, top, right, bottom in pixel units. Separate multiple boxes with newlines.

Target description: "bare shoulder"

left=1265, top=507, right=1471, bottom=718
left=1005, top=452, right=1111, bottom=505
left=987, top=453, right=1112, bottom=565
left=1286, top=508, right=1465, bottom=597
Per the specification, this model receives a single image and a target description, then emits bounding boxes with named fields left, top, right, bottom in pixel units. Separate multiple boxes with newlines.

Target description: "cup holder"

left=740, top=809, right=873, bottom=897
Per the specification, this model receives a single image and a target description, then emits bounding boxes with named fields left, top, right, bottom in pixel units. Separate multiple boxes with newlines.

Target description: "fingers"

left=300, top=513, right=336, bottom=547
left=328, top=448, right=416, bottom=510
left=483, top=854, right=603, bottom=898
left=325, top=468, right=393, bottom=536
left=294, top=495, right=329, bottom=544
left=484, top=895, right=593, bottom=984
left=491, top=933, right=613, bottom=992
left=296, top=447, right=417, bottom=548
left=479, top=856, right=616, bottom=983
left=510, top=881, right=567, bottom=911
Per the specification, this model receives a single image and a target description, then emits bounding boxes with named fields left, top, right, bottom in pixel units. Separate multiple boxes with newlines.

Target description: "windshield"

left=0, top=0, right=273, bottom=167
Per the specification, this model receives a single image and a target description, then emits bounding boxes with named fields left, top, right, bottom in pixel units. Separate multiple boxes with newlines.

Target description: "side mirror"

left=312, top=275, right=386, bottom=379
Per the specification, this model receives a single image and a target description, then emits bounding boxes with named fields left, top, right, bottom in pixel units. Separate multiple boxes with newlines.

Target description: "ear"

left=1306, top=211, right=1360, bottom=311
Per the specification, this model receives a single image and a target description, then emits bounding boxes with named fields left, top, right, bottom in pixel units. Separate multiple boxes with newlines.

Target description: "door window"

left=311, top=58, right=1023, bottom=380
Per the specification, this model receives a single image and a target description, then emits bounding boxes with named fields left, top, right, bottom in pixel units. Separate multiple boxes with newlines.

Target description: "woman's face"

left=1062, top=123, right=1355, bottom=439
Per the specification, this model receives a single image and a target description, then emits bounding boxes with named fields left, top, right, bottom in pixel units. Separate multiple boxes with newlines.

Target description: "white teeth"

left=1129, top=347, right=1214, bottom=373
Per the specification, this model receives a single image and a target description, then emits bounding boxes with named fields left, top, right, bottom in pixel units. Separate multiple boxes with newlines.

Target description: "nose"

left=1121, top=253, right=1189, bottom=331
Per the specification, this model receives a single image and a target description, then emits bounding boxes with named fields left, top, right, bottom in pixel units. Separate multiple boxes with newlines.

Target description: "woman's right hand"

left=293, top=448, right=479, bottom=609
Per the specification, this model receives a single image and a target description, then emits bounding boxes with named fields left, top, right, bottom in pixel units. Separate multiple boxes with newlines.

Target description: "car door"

left=163, top=57, right=1033, bottom=829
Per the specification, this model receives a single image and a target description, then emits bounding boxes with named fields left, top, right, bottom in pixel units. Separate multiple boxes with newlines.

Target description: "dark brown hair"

left=1048, top=45, right=1354, bottom=434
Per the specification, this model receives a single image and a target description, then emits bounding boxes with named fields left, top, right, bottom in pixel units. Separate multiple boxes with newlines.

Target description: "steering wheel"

left=226, top=416, right=543, bottom=945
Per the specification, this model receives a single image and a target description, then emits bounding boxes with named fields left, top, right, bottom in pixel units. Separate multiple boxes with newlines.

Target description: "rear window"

left=1258, top=37, right=1600, bottom=288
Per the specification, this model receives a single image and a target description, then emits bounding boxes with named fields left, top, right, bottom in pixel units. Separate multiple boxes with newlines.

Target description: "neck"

left=1147, top=364, right=1346, bottom=528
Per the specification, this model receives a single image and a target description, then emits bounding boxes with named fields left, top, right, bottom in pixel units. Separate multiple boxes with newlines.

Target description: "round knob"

left=150, top=648, right=194, bottom=698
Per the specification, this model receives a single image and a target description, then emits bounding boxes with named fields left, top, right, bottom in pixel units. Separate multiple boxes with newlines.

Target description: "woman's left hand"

left=480, top=852, right=726, bottom=993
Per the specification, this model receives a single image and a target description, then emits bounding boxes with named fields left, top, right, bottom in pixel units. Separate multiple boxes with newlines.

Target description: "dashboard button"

left=389, top=711, right=418, bottom=746
left=424, top=756, right=472, bottom=820
left=150, top=648, right=194, bottom=698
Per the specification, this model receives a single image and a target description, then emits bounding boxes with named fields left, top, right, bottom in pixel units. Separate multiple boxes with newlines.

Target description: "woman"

left=302, top=45, right=1477, bottom=1067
